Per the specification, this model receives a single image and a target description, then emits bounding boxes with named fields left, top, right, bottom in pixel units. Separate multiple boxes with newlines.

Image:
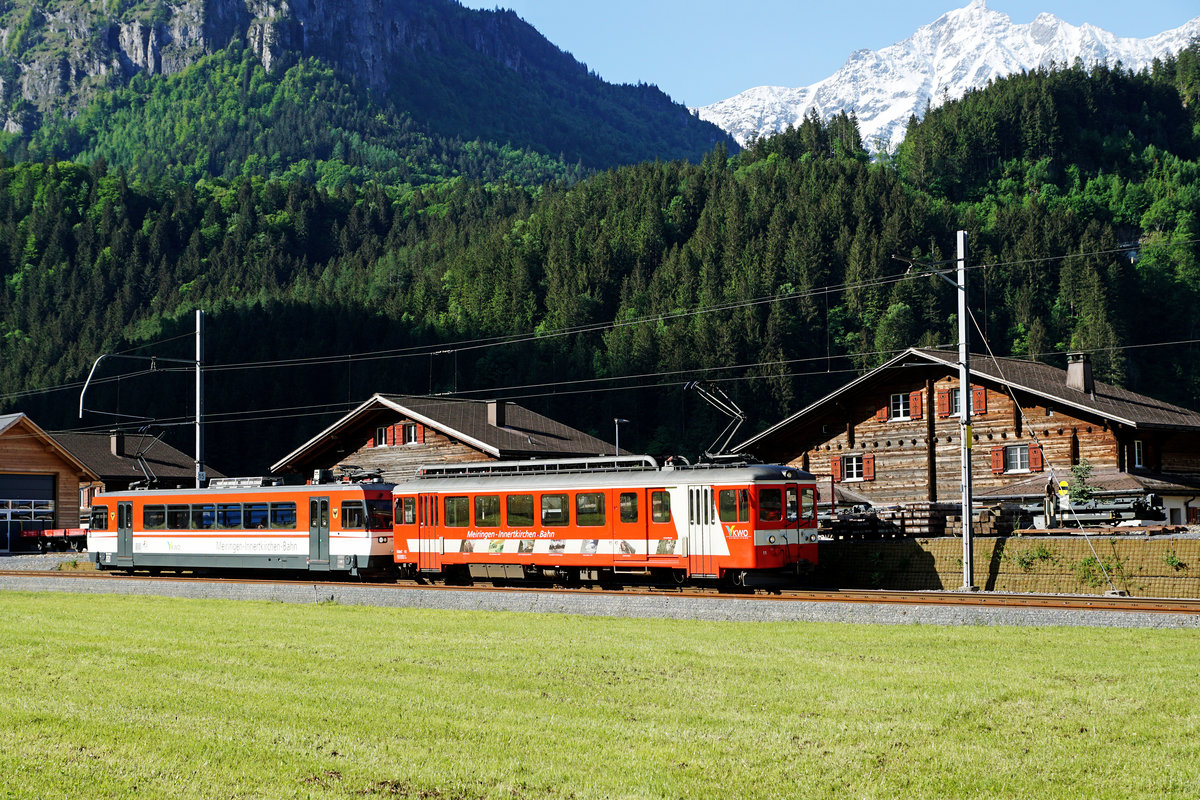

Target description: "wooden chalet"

left=271, top=394, right=617, bottom=483
left=0, top=413, right=100, bottom=551
left=737, top=348, right=1200, bottom=524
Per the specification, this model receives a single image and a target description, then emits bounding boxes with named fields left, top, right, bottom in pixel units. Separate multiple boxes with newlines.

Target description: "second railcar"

left=391, top=456, right=818, bottom=585
left=88, top=480, right=395, bottom=575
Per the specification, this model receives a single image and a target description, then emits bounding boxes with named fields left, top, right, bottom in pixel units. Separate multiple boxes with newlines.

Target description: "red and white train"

left=88, top=456, right=818, bottom=585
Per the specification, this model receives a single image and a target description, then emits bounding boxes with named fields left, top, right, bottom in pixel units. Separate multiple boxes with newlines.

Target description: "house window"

left=843, top=454, right=864, bottom=480
left=1133, top=440, right=1145, bottom=468
left=949, top=388, right=984, bottom=415
left=402, top=423, right=418, bottom=444
left=889, top=393, right=910, bottom=420
left=374, top=426, right=388, bottom=447
left=1005, top=445, right=1030, bottom=473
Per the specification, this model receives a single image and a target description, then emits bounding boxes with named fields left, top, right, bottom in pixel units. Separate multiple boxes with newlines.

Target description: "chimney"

left=110, top=431, right=125, bottom=457
left=1066, top=353, right=1094, bottom=395
left=487, top=400, right=506, bottom=428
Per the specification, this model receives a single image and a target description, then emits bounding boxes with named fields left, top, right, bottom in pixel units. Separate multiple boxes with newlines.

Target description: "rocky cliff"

left=0, top=0, right=584, bottom=131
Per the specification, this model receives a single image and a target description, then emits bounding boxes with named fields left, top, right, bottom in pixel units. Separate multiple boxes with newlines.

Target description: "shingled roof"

left=910, top=348, right=1200, bottom=430
left=975, top=468, right=1200, bottom=501
left=50, top=432, right=220, bottom=486
left=271, top=394, right=615, bottom=474
left=738, top=347, right=1200, bottom=455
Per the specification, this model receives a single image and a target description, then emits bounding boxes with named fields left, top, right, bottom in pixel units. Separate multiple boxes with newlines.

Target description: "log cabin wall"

left=1151, top=431, right=1200, bottom=474
left=337, top=417, right=492, bottom=482
left=0, top=421, right=87, bottom=532
left=788, top=373, right=1125, bottom=506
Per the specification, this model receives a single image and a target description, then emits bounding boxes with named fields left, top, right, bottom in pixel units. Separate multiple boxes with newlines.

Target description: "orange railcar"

left=391, top=456, right=818, bottom=585
left=88, top=479, right=394, bottom=574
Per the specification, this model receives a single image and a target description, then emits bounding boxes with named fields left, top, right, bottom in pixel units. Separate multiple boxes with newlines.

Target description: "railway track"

left=4, top=568, right=1198, bottom=615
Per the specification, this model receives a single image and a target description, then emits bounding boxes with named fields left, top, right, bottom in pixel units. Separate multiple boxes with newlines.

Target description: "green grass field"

left=1, top=592, right=1197, bottom=799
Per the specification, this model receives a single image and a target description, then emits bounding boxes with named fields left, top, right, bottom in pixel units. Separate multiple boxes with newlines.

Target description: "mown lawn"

left=1, top=592, right=1197, bottom=799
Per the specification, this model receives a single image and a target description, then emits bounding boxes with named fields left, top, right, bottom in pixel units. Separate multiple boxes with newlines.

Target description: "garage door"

left=0, top=474, right=56, bottom=552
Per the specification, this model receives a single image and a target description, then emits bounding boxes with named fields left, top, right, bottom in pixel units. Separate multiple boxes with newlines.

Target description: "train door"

left=613, top=489, right=646, bottom=561
left=417, top=493, right=441, bottom=572
left=785, top=484, right=801, bottom=544
left=117, top=501, right=133, bottom=567
left=308, top=496, right=330, bottom=571
left=687, top=485, right=717, bottom=578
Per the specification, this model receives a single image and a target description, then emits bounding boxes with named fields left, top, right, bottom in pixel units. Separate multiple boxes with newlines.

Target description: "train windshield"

left=366, top=499, right=393, bottom=530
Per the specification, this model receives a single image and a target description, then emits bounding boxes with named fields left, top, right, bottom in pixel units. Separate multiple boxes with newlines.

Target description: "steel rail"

left=3, top=569, right=1198, bottom=615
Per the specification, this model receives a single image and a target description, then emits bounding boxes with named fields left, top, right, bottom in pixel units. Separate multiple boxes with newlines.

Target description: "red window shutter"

left=863, top=453, right=876, bottom=481
left=1030, top=444, right=1044, bottom=472
left=936, top=390, right=950, bottom=418
left=388, top=425, right=396, bottom=446
left=909, top=391, right=923, bottom=420
left=972, top=386, right=987, bottom=414
left=416, top=424, right=425, bottom=444
left=990, top=447, right=1005, bottom=474
left=831, top=456, right=842, bottom=482
left=875, top=403, right=889, bottom=422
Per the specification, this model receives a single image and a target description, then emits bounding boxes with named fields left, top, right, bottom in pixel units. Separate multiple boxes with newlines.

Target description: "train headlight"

left=768, top=535, right=776, bottom=544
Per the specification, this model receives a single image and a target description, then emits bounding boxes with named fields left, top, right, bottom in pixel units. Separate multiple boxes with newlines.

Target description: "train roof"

left=394, top=456, right=813, bottom=493
left=95, top=482, right=395, bottom=500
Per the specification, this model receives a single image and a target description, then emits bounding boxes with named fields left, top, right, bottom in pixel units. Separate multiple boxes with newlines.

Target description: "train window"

left=619, top=493, right=638, bottom=523
left=167, top=505, right=191, bottom=530
left=341, top=501, right=366, bottom=529
left=444, top=496, right=469, bottom=527
left=366, top=500, right=393, bottom=530
left=718, top=490, right=737, bottom=522
left=738, top=489, right=750, bottom=522
left=507, top=494, right=534, bottom=526
left=651, top=491, right=671, bottom=523
left=576, top=493, right=605, bottom=526
left=541, top=494, right=569, bottom=526
left=90, top=506, right=109, bottom=531
left=244, top=503, right=269, bottom=529
left=396, top=497, right=416, bottom=525
left=270, top=503, right=297, bottom=529
left=759, top=489, right=783, bottom=521
left=192, top=504, right=215, bottom=530
left=143, top=505, right=166, bottom=530
left=786, top=487, right=799, bottom=522
left=801, top=488, right=815, bottom=520
left=475, top=495, right=501, bottom=528
left=217, top=503, right=242, bottom=529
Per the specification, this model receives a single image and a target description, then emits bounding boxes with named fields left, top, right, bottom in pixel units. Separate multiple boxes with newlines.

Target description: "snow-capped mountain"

left=696, top=0, right=1200, bottom=151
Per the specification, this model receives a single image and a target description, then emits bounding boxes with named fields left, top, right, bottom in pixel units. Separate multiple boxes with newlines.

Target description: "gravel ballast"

left=1, top=564, right=1196, bottom=629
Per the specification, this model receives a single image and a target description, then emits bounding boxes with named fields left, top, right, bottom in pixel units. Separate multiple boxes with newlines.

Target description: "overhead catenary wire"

left=4, top=234, right=1198, bottom=404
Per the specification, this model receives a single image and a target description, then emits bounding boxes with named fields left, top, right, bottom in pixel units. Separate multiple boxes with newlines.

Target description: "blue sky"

left=458, top=1, right=1200, bottom=106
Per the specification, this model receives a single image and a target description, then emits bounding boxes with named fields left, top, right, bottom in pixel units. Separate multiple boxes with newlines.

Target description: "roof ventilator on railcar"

left=333, top=465, right=386, bottom=484
left=416, top=455, right=659, bottom=479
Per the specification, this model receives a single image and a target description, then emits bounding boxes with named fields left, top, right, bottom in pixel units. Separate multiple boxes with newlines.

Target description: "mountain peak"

left=696, top=5, right=1200, bottom=151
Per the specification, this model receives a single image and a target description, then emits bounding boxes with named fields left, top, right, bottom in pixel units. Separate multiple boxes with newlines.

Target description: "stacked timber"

left=944, top=505, right=1022, bottom=537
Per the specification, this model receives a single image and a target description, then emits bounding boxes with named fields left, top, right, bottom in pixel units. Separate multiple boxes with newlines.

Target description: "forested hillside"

left=0, top=0, right=734, bottom=172
left=3, top=48, right=584, bottom=189
left=3, top=51, right=1200, bottom=471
